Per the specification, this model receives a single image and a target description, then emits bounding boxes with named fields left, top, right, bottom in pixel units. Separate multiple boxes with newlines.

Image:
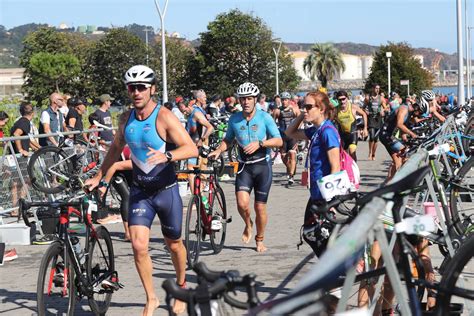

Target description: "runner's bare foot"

left=142, top=297, right=159, bottom=316
left=255, top=235, right=267, bottom=252
left=241, top=221, right=253, bottom=244
left=172, top=299, right=186, bottom=314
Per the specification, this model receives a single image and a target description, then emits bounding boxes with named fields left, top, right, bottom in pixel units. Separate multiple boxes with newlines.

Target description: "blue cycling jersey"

left=124, top=105, right=175, bottom=188
left=225, top=110, right=281, bottom=162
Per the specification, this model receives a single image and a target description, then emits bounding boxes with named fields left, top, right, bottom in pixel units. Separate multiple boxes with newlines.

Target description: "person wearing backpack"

left=285, top=91, right=343, bottom=256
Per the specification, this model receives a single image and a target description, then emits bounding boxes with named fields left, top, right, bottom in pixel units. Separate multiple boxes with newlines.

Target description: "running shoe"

left=3, top=248, right=18, bottom=262
left=288, top=176, right=295, bottom=186
left=33, top=234, right=55, bottom=245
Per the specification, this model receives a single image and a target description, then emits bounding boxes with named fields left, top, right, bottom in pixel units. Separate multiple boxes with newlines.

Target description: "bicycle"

left=162, top=261, right=261, bottom=316
left=19, top=191, right=122, bottom=315
left=27, top=124, right=108, bottom=194
left=179, top=158, right=232, bottom=269
left=162, top=156, right=474, bottom=315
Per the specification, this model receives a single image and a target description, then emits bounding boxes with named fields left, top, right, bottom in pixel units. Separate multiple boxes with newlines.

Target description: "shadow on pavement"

left=262, top=252, right=315, bottom=301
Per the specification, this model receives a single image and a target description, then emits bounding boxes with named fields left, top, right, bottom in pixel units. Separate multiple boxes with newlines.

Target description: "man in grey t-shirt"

left=94, top=94, right=115, bottom=143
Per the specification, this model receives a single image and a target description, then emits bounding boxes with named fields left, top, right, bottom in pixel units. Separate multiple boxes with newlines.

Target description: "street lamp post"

left=468, top=26, right=473, bottom=100
left=272, top=39, right=282, bottom=96
left=456, top=0, right=465, bottom=104
left=144, top=27, right=152, bottom=66
left=154, top=0, right=169, bottom=103
left=386, top=51, right=392, bottom=95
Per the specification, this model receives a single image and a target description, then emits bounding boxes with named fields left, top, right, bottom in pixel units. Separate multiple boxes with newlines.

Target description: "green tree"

left=191, top=9, right=299, bottom=97
left=303, top=43, right=345, bottom=88
left=85, top=28, right=147, bottom=103
left=364, top=42, right=434, bottom=95
left=28, top=52, right=81, bottom=96
left=20, top=27, right=93, bottom=102
left=151, top=37, right=195, bottom=98
left=20, top=27, right=72, bottom=68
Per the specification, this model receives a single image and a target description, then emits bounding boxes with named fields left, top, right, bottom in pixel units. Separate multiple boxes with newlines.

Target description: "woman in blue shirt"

left=285, top=91, right=341, bottom=256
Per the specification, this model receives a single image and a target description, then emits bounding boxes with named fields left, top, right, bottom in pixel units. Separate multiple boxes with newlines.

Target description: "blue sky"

left=0, top=0, right=472, bottom=54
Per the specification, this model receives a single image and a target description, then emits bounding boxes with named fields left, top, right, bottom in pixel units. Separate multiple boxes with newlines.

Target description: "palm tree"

left=303, top=43, right=345, bottom=88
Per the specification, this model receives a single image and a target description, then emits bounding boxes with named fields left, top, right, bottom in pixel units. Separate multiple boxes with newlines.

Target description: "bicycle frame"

left=192, top=170, right=219, bottom=235
left=250, top=151, right=444, bottom=315
left=21, top=196, right=113, bottom=298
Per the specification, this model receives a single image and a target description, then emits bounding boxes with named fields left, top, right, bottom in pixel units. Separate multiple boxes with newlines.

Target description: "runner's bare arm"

left=160, top=108, right=198, bottom=162
left=285, top=113, right=308, bottom=141
left=195, top=111, right=214, bottom=140
left=87, top=110, right=129, bottom=186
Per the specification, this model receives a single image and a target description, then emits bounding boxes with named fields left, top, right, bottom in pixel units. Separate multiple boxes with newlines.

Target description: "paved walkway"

left=0, top=141, right=445, bottom=315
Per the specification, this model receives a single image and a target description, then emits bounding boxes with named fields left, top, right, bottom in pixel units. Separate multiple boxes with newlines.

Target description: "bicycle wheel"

left=37, top=241, right=76, bottom=316
left=211, top=156, right=225, bottom=177
left=462, top=116, right=473, bottom=155
left=228, top=142, right=239, bottom=163
left=28, top=146, right=73, bottom=194
left=87, top=225, right=115, bottom=315
left=449, top=157, right=474, bottom=235
left=185, top=195, right=201, bottom=269
left=436, top=234, right=474, bottom=315
left=210, top=186, right=228, bottom=254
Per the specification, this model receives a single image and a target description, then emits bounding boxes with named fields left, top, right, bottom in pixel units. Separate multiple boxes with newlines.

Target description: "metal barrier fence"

left=0, top=128, right=106, bottom=216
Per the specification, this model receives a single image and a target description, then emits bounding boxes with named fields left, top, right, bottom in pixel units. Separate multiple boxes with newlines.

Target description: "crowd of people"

left=0, top=63, right=459, bottom=315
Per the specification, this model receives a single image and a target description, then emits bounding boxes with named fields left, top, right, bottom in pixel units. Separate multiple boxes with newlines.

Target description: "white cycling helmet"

left=124, top=65, right=156, bottom=85
left=421, top=90, right=435, bottom=102
left=280, top=91, right=291, bottom=99
left=417, top=98, right=430, bottom=116
left=236, top=82, right=260, bottom=98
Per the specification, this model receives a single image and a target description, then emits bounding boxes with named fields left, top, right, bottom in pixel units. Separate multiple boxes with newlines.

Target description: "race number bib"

left=395, top=215, right=436, bottom=236
left=317, top=170, right=351, bottom=201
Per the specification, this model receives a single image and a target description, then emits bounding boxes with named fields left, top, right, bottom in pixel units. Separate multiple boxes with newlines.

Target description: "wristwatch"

left=165, top=151, right=173, bottom=163
left=259, top=140, right=264, bottom=148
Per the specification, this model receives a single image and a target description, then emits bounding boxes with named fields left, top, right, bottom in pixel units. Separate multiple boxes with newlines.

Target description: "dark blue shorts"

left=235, top=160, right=272, bottom=203
left=128, top=183, right=183, bottom=240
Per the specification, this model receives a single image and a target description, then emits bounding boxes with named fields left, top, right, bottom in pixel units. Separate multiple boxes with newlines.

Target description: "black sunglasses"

left=304, top=103, right=316, bottom=111
left=127, top=84, right=150, bottom=93
left=338, top=97, right=347, bottom=102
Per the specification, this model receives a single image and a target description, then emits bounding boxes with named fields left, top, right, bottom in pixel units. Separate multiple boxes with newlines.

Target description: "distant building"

left=0, top=68, right=25, bottom=97
left=337, top=54, right=373, bottom=80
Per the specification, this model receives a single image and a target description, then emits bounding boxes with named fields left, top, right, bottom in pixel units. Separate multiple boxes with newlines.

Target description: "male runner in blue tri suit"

left=86, top=65, right=198, bottom=316
left=209, top=82, right=282, bottom=252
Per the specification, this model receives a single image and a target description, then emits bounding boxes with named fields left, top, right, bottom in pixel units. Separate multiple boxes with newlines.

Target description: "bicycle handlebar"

left=178, top=169, right=216, bottom=175
left=162, top=278, right=230, bottom=303
left=193, top=261, right=241, bottom=282
left=310, top=192, right=358, bottom=224
left=19, top=198, right=82, bottom=211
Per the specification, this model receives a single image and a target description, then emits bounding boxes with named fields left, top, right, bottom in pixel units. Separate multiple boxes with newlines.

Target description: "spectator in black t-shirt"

left=10, top=102, right=41, bottom=156
left=66, top=97, right=88, bottom=141
left=94, top=94, right=115, bottom=143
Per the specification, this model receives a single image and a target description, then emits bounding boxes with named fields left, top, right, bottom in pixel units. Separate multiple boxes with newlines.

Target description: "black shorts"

left=369, top=127, right=380, bottom=142
left=281, top=132, right=297, bottom=153
left=235, top=160, right=272, bottom=203
left=380, top=132, right=404, bottom=156
left=340, top=132, right=358, bottom=150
